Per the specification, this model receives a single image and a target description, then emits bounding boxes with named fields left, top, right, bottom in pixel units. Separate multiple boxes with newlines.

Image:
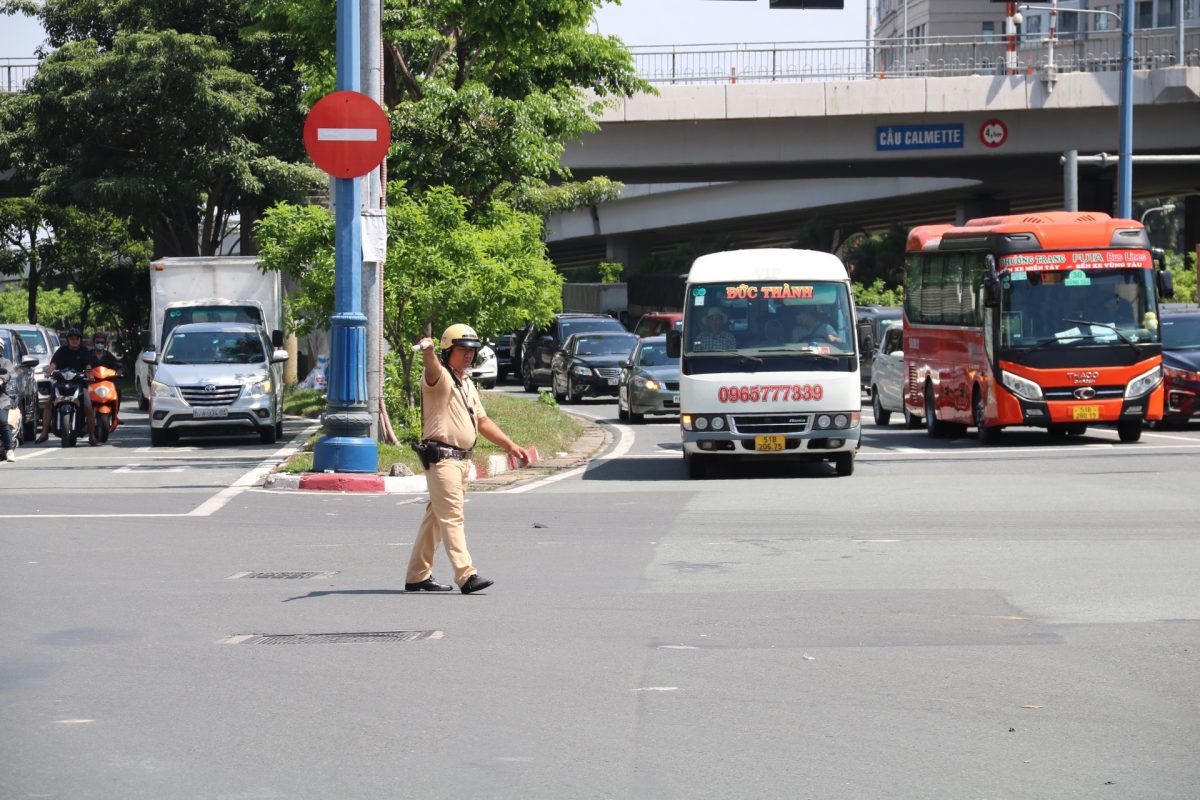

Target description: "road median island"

left=266, top=391, right=608, bottom=493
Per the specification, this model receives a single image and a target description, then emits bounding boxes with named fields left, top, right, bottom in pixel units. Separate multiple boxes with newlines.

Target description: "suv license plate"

left=755, top=435, right=786, bottom=452
left=1072, top=405, right=1100, bottom=421
left=193, top=406, right=230, bottom=419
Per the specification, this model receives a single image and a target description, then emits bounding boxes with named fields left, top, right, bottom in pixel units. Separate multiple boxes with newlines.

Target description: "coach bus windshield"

left=684, top=282, right=856, bottom=359
left=999, top=267, right=1160, bottom=349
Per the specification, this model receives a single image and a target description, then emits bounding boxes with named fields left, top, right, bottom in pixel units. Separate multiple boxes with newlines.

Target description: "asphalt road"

left=2, top=388, right=1198, bottom=799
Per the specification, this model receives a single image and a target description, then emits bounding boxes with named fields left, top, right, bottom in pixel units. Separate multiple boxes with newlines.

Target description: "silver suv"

left=143, top=322, right=288, bottom=446
left=4, top=324, right=59, bottom=414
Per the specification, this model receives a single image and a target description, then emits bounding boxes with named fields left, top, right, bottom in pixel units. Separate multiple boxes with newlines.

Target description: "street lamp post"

left=1018, top=2, right=1131, bottom=219
left=1140, top=203, right=1176, bottom=225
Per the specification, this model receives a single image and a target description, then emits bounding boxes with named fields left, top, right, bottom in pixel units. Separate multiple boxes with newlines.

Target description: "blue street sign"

left=876, top=124, right=965, bottom=151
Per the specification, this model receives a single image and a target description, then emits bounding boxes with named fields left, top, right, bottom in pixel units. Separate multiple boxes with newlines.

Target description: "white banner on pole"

left=361, top=208, right=387, bottom=262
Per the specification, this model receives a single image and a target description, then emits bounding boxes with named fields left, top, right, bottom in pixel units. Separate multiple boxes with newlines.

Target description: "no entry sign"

left=303, top=91, right=391, bottom=179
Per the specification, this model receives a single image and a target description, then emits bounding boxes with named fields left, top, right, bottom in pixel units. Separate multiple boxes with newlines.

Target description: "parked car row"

left=0, top=327, right=42, bottom=444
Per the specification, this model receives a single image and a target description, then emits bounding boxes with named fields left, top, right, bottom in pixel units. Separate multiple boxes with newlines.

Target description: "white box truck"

left=135, top=257, right=283, bottom=409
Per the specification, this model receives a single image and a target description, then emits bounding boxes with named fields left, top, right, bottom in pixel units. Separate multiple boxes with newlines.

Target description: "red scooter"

left=88, top=365, right=121, bottom=443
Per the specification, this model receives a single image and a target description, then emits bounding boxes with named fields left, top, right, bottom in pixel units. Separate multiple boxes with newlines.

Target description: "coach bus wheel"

left=973, top=387, right=1001, bottom=445
left=1116, top=420, right=1143, bottom=443
left=924, top=383, right=949, bottom=439
left=833, top=452, right=854, bottom=476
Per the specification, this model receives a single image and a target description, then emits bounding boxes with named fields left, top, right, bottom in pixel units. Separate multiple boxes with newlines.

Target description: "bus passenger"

left=792, top=306, right=843, bottom=344
left=697, top=308, right=737, bottom=351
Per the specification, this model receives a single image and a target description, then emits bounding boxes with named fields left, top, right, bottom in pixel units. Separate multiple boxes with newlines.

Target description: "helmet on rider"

left=439, top=324, right=482, bottom=351
left=66, top=327, right=83, bottom=340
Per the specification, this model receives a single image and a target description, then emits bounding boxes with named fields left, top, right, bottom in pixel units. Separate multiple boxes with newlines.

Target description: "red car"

left=632, top=312, right=683, bottom=338
left=1159, top=309, right=1200, bottom=425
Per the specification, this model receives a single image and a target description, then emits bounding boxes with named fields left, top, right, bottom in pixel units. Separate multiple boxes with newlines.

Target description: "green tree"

left=0, top=198, right=49, bottom=323
left=256, top=184, right=563, bottom=405
left=248, top=0, right=648, bottom=212
left=0, top=287, right=84, bottom=329
left=0, top=0, right=320, bottom=256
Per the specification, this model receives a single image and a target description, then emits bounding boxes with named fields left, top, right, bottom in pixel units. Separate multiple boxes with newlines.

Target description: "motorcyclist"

left=0, top=351, right=15, bottom=461
left=89, top=331, right=122, bottom=426
left=36, top=327, right=98, bottom=446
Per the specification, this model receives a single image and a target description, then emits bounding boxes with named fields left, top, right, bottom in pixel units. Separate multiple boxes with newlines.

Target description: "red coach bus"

left=903, top=211, right=1174, bottom=444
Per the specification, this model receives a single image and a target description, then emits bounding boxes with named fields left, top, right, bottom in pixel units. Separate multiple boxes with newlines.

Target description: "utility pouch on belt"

left=412, top=440, right=441, bottom=470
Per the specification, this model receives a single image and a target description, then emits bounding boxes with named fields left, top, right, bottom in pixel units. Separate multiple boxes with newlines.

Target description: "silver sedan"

left=617, top=335, right=680, bottom=423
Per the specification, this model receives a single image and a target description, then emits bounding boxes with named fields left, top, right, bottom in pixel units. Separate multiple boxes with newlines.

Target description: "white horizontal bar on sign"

left=317, top=128, right=377, bottom=141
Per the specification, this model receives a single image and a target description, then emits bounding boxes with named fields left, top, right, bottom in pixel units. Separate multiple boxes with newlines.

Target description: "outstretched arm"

left=478, top=416, right=530, bottom=465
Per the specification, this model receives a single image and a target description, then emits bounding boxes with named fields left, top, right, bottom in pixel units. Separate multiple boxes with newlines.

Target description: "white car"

left=144, top=322, right=288, bottom=446
left=469, top=345, right=497, bottom=389
left=869, top=322, right=921, bottom=428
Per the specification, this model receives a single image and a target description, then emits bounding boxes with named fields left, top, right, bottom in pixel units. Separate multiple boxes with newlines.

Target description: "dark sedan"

left=0, top=327, right=42, bottom=443
left=1159, top=310, right=1200, bottom=426
left=617, top=335, right=680, bottom=423
left=493, top=333, right=516, bottom=382
left=550, top=331, right=639, bottom=403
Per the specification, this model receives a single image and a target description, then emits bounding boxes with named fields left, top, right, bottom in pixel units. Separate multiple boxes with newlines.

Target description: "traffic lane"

left=2, top=410, right=316, bottom=515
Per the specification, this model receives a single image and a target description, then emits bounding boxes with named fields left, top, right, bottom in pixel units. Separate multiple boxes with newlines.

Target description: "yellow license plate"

left=1072, top=405, right=1101, bottom=420
left=755, top=435, right=786, bottom=452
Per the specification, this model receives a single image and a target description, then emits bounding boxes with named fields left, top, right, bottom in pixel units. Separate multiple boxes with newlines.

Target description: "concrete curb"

left=263, top=412, right=609, bottom=494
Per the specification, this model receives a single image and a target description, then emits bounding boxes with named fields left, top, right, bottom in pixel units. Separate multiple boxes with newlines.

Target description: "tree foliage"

left=0, top=0, right=321, bottom=257
left=256, top=184, right=563, bottom=404
left=247, top=0, right=647, bottom=211
left=0, top=286, right=84, bottom=329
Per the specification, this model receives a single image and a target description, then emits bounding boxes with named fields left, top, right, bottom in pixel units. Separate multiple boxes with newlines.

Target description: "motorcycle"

left=88, top=365, right=121, bottom=443
left=50, top=367, right=90, bottom=447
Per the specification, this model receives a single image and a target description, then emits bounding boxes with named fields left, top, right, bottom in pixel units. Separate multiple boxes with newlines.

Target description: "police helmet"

left=439, top=324, right=482, bottom=351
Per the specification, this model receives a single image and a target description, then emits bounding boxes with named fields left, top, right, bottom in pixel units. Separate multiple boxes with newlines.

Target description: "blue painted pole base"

left=312, top=435, right=379, bottom=474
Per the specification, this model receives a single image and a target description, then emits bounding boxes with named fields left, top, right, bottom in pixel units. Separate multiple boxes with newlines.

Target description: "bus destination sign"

left=998, top=250, right=1152, bottom=273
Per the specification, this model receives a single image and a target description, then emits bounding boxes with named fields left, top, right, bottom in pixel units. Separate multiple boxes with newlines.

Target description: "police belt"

left=422, top=439, right=473, bottom=460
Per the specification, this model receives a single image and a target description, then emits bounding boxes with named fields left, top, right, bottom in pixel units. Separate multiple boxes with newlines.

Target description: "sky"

left=0, top=1, right=869, bottom=59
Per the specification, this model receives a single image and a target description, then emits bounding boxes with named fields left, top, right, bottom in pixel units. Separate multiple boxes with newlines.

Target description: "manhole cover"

left=226, top=571, right=339, bottom=580
left=221, top=630, right=443, bottom=645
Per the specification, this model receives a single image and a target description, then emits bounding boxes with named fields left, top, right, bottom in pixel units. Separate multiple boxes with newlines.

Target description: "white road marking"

left=12, top=447, right=55, bottom=462
left=1140, top=430, right=1200, bottom=443
left=113, top=463, right=185, bottom=474
left=633, top=687, right=679, bottom=692
left=0, top=424, right=319, bottom=519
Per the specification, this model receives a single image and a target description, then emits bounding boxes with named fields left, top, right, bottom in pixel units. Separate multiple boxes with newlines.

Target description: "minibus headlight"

left=694, top=416, right=709, bottom=431
left=1001, top=370, right=1043, bottom=401
left=1125, top=365, right=1163, bottom=398
left=711, top=416, right=726, bottom=430
left=833, top=413, right=848, bottom=428
left=817, top=414, right=832, bottom=429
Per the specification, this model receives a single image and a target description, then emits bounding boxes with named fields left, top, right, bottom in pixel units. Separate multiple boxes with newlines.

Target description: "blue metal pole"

left=312, top=0, right=378, bottom=473
left=1117, top=0, right=1134, bottom=219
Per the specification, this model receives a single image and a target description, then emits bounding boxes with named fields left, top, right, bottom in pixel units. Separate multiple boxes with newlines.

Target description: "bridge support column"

left=1077, top=176, right=1115, bottom=216
left=1183, top=195, right=1200, bottom=266
left=606, top=234, right=653, bottom=272
left=955, top=197, right=1010, bottom=225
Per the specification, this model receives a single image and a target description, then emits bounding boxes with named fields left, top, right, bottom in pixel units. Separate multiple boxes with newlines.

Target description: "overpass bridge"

left=548, top=33, right=1200, bottom=270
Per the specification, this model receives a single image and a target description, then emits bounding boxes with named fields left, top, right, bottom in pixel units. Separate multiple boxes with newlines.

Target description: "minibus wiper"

left=756, top=347, right=839, bottom=361
left=691, top=348, right=763, bottom=364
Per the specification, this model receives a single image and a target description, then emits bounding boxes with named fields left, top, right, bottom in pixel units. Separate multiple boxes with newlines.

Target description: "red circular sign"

left=980, top=118, right=1008, bottom=148
left=303, top=91, right=391, bottom=178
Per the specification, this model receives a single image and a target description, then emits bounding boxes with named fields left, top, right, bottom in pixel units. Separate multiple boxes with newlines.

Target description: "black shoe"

left=88, top=436, right=98, bottom=446
left=404, top=578, right=453, bottom=592
left=460, top=574, right=494, bottom=595
left=36, top=433, right=48, bottom=443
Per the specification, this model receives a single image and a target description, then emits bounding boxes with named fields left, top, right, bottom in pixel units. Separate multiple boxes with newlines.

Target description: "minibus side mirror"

left=1157, top=269, right=1175, bottom=300
left=665, top=330, right=682, bottom=359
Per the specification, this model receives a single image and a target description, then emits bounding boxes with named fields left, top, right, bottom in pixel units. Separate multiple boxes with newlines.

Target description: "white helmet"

left=439, top=323, right=482, bottom=351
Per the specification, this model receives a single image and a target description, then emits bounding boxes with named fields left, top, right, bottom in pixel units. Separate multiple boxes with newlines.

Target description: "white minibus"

left=666, top=249, right=862, bottom=478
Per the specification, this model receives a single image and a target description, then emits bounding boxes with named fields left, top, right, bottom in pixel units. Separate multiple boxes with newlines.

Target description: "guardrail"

left=4, top=29, right=1199, bottom=93
left=1, top=58, right=39, bottom=93
left=629, top=29, right=1200, bottom=84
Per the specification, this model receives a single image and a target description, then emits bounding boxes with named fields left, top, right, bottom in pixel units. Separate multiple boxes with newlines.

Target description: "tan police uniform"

left=405, top=360, right=488, bottom=588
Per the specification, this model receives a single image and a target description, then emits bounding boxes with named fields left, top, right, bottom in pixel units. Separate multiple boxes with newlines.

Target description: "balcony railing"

left=628, top=28, right=1200, bottom=85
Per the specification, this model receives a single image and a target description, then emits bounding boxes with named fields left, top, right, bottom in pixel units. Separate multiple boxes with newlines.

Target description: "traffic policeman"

left=406, top=324, right=530, bottom=595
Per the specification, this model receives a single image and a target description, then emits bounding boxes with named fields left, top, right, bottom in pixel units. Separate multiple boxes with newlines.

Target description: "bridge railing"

left=629, top=29, right=1200, bottom=85
left=1, top=58, right=39, bottom=93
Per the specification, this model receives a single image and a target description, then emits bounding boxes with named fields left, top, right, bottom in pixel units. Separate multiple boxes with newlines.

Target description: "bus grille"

left=731, top=414, right=811, bottom=434
left=1043, top=385, right=1124, bottom=401
left=180, top=385, right=242, bottom=406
